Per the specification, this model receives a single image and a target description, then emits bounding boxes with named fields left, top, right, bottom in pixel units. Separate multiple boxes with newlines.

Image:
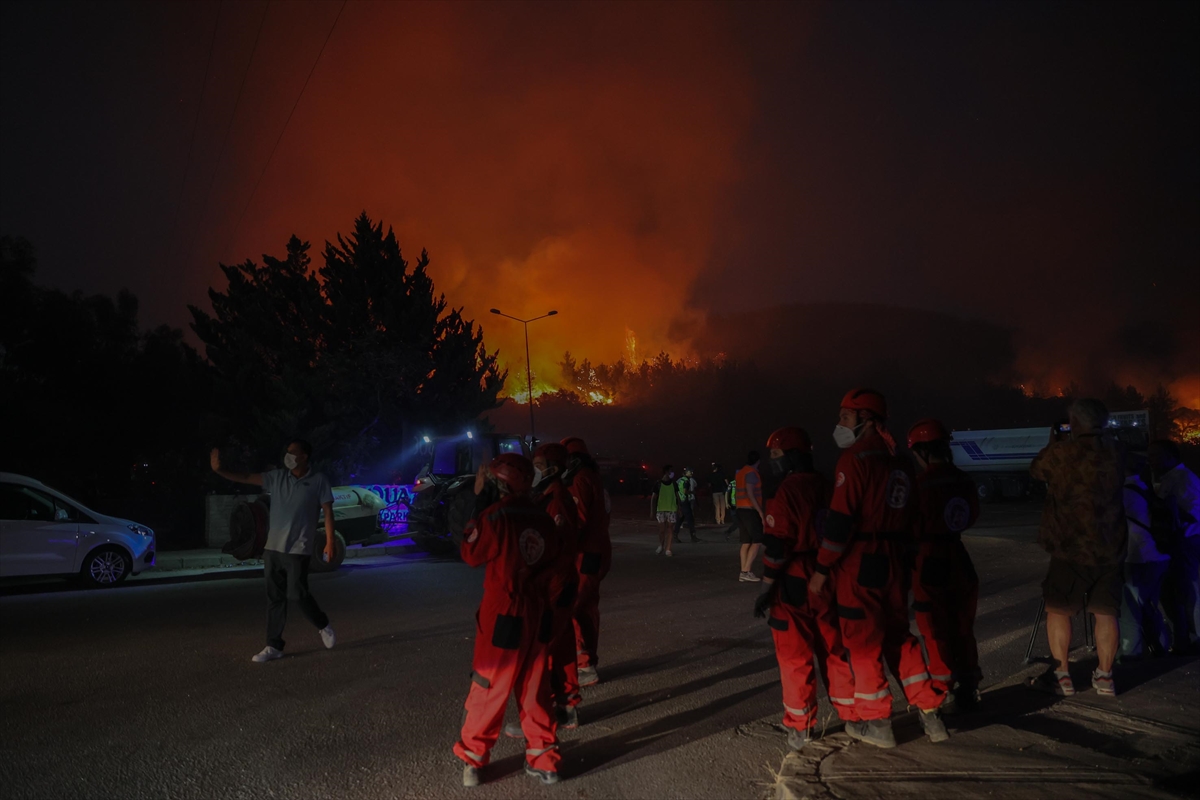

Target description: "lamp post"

left=489, top=308, right=558, bottom=446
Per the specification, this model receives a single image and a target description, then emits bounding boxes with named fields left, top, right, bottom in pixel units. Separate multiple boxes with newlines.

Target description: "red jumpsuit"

left=566, top=465, right=611, bottom=671
left=536, top=478, right=582, bottom=709
left=453, top=494, right=563, bottom=773
left=912, top=463, right=981, bottom=695
left=816, top=431, right=943, bottom=720
left=763, top=471, right=859, bottom=730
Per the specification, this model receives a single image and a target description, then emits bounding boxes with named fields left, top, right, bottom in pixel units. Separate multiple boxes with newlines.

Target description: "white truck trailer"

left=950, top=410, right=1149, bottom=500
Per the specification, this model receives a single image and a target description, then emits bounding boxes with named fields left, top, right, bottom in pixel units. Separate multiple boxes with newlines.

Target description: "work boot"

left=919, top=709, right=950, bottom=742
left=524, top=763, right=560, bottom=785
left=503, top=722, right=525, bottom=740
left=462, top=765, right=481, bottom=787
left=845, top=719, right=897, bottom=749
left=578, top=665, right=599, bottom=686
left=556, top=705, right=579, bottom=729
left=786, top=726, right=811, bottom=751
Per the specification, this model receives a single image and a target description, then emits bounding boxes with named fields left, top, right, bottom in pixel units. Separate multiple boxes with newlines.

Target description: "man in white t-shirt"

left=211, top=439, right=337, bottom=662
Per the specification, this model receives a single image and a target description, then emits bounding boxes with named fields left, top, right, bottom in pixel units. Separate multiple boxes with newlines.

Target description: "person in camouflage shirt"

left=1026, top=398, right=1126, bottom=698
left=1030, top=421, right=1127, bottom=566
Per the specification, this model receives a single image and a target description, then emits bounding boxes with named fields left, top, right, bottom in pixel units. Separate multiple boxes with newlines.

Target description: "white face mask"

left=533, top=467, right=545, bottom=487
left=283, top=453, right=299, bottom=470
left=832, top=424, right=861, bottom=450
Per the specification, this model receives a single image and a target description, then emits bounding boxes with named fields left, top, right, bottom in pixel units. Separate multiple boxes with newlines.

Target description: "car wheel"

left=977, top=480, right=993, bottom=502
left=81, top=547, right=132, bottom=588
left=310, top=531, right=347, bottom=572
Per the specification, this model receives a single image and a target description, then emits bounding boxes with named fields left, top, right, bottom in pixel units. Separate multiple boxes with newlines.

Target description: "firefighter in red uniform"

left=754, top=426, right=859, bottom=750
left=505, top=442, right=583, bottom=739
left=907, top=418, right=982, bottom=712
left=808, top=389, right=949, bottom=748
left=453, top=454, right=564, bottom=788
left=561, top=437, right=611, bottom=687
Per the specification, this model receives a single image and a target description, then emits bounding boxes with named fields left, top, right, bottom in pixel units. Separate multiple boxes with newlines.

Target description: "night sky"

left=2, top=1, right=1197, bottom=402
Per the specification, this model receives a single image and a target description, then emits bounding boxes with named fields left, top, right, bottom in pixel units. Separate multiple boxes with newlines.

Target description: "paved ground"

left=1, top=503, right=1196, bottom=799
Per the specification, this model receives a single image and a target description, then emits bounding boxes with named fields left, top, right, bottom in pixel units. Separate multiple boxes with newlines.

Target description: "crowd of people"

left=209, top=388, right=1199, bottom=788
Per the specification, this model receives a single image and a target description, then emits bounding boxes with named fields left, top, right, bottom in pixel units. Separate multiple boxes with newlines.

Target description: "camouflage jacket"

left=1029, top=434, right=1127, bottom=565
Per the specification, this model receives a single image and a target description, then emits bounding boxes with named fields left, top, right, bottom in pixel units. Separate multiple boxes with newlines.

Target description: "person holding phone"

left=210, top=439, right=337, bottom=663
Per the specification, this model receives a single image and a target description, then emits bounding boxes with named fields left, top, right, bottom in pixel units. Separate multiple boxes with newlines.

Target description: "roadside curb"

left=153, top=540, right=425, bottom=572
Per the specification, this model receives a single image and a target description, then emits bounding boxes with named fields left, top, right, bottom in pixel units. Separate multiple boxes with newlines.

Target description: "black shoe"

left=524, top=764, right=560, bottom=785
left=945, top=684, right=979, bottom=714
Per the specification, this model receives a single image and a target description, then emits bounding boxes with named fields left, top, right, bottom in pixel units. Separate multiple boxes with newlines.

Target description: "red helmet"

left=840, top=388, right=887, bottom=420
left=533, top=442, right=569, bottom=470
left=766, top=426, right=813, bottom=453
left=560, top=437, right=589, bottom=455
left=489, top=453, right=534, bottom=494
left=907, top=418, right=950, bottom=448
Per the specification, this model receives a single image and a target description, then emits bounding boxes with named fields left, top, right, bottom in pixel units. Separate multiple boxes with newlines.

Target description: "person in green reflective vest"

left=674, top=468, right=699, bottom=543
left=653, top=464, right=678, bottom=556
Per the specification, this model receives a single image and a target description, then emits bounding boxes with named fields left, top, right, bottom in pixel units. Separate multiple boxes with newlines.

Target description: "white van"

left=0, top=472, right=156, bottom=587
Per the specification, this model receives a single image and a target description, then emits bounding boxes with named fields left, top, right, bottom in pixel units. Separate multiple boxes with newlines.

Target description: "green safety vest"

left=656, top=480, right=678, bottom=513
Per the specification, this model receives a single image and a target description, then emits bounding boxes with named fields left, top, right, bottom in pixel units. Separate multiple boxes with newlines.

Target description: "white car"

left=0, top=472, right=156, bottom=587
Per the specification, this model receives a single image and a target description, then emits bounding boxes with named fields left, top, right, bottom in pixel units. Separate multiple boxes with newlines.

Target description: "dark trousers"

left=265, top=549, right=329, bottom=650
left=674, top=500, right=695, bottom=535
left=1119, top=560, right=1170, bottom=657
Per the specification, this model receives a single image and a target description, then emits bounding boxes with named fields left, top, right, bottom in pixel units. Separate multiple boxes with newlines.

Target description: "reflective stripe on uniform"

left=855, top=688, right=891, bottom=701
left=930, top=673, right=953, bottom=682
left=784, top=703, right=811, bottom=717
left=820, top=540, right=846, bottom=553
left=461, top=749, right=485, bottom=763
left=526, top=745, right=559, bottom=757
left=830, top=696, right=855, bottom=706
left=901, top=672, right=931, bottom=687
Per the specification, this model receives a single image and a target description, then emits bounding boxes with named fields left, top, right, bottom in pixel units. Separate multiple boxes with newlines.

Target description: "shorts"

left=1042, top=557, right=1123, bottom=616
left=656, top=511, right=677, bottom=524
left=736, top=508, right=764, bottom=545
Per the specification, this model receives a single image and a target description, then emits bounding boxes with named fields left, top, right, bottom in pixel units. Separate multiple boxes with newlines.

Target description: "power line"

left=163, top=0, right=223, bottom=269
left=181, top=0, right=271, bottom=270
left=224, top=0, right=347, bottom=259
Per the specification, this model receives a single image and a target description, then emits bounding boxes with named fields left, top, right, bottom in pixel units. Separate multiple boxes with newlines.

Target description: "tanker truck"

left=950, top=409, right=1149, bottom=501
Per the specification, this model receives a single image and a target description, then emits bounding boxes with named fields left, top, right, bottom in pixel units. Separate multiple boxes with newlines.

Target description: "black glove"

left=753, top=589, right=773, bottom=619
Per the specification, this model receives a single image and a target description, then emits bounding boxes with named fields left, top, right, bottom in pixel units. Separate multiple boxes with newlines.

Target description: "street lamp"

left=489, top=308, right=558, bottom=446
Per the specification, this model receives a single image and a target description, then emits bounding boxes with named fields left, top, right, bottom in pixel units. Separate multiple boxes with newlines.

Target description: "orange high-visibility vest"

left=734, top=465, right=761, bottom=509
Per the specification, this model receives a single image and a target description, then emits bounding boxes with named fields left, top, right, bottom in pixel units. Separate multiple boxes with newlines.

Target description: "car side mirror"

left=55, top=507, right=69, bottom=521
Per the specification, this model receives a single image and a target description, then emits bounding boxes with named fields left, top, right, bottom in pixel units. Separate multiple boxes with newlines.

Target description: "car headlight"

left=127, top=524, right=154, bottom=536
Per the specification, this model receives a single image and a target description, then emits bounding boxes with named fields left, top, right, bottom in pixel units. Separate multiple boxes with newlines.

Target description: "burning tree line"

left=545, top=346, right=1196, bottom=451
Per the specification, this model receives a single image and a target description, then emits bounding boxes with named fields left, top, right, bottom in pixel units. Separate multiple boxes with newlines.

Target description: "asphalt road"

left=1, top=507, right=1062, bottom=800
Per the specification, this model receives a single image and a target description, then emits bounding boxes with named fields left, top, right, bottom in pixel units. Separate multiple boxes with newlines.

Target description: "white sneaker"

left=739, top=571, right=751, bottom=581
left=320, top=625, right=336, bottom=649
left=463, top=764, right=481, bottom=787
left=743, top=572, right=761, bottom=582
left=655, top=546, right=663, bottom=555
left=665, top=550, right=673, bottom=557
left=252, top=646, right=283, bottom=663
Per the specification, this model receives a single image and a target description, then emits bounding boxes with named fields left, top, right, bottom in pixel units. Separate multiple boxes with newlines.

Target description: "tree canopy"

left=190, top=212, right=505, bottom=479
